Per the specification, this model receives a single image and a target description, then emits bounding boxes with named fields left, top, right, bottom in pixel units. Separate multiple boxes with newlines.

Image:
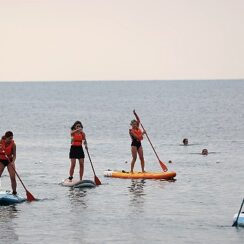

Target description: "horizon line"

left=0, top=78, right=243, bottom=83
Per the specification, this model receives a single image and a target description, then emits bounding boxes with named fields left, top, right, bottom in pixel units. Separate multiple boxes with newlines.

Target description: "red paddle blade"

left=26, top=190, right=36, bottom=202
left=94, top=176, right=102, bottom=186
left=160, top=161, right=168, bottom=172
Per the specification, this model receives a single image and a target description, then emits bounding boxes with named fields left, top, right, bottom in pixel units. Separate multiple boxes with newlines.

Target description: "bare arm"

left=83, top=132, right=88, bottom=149
left=11, top=143, right=16, bottom=164
left=70, top=128, right=82, bottom=136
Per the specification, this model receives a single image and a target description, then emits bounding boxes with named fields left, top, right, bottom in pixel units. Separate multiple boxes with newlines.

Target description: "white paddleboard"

left=61, top=179, right=96, bottom=188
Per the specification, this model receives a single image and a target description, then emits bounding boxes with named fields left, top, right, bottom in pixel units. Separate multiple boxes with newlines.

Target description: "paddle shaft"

left=233, top=198, right=244, bottom=227
left=10, top=164, right=27, bottom=191
left=139, top=122, right=161, bottom=162
left=86, top=148, right=96, bottom=175
left=85, top=147, right=101, bottom=185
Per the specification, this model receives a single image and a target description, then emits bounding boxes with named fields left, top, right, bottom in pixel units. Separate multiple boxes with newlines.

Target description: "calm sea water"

left=0, top=80, right=244, bottom=243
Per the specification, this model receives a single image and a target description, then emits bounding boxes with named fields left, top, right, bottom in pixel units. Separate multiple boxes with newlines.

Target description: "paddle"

left=232, top=198, right=244, bottom=227
left=133, top=110, right=168, bottom=172
left=85, top=147, right=102, bottom=186
left=1, top=150, right=36, bottom=201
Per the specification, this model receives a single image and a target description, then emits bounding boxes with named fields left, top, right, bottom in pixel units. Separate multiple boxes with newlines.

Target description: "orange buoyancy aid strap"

left=130, top=128, right=143, bottom=141
left=71, top=132, right=83, bottom=146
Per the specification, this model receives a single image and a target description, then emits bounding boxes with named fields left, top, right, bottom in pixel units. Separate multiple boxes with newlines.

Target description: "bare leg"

left=7, top=163, right=17, bottom=194
left=79, top=158, right=84, bottom=180
left=0, top=163, right=5, bottom=177
left=0, top=163, right=5, bottom=189
left=69, top=158, right=76, bottom=179
left=130, top=146, right=137, bottom=173
left=138, top=146, right=145, bottom=173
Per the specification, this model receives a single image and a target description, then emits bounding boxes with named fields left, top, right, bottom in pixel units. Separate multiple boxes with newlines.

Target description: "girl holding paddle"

left=0, top=131, right=17, bottom=195
left=68, top=121, right=87, bottom=181
left=129, top=118, right=146, bottom=173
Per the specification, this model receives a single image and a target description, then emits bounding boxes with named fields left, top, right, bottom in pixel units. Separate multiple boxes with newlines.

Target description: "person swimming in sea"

left=201, top=148, right=208, bottom=155
left=182, top=138, right=188, bottom=145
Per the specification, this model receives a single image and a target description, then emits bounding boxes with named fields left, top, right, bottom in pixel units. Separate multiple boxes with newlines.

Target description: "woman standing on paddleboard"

left=68, top=121, right=87, bottom=181
left=0, top=131, right=17, bottom=195
left=129, top=119, right=146, bottom=173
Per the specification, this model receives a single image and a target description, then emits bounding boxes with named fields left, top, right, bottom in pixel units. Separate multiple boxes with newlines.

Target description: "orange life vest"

left=71, top=132, right=83, bottom=146
left=130, top=128, right=143, bottom=141
left=0, top=139, right=14, bottom=160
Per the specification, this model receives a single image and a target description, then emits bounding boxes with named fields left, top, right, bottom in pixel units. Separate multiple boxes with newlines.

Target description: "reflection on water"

left=0, top=205, right=20, bottom=218
left=0, top=205, right=19, bottom=242
left=67, top=188, right=88, bottom=208
left=128, top=180, right=146, bottom=211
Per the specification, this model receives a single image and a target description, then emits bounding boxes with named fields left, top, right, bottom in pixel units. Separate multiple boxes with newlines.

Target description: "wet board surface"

left=61, top=179, right=96, bottom=188
left=0, top=191, right=26, bottom=205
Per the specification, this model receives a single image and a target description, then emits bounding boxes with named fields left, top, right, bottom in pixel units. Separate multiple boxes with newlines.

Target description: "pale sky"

left=0, top=0, right=244, bottom=81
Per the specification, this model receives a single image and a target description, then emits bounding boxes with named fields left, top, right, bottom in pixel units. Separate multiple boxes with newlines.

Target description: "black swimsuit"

left=0, top=159, right=10, bottom=167
left=131, top=140, right=142, bottom=149
left=130, top=133, right=142, bottom=149
left=69, top=145, right=85, bottom=159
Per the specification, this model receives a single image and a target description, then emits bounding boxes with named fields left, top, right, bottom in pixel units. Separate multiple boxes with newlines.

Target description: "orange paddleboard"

left=104, top=170, right=176, bottom=180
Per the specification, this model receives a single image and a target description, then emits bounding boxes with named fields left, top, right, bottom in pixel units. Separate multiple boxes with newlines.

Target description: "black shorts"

left=69, top=145, right=85, bottom=159
left=131, top=140, right=142, bottom=150
left=0, top=159, right=9, bottom=167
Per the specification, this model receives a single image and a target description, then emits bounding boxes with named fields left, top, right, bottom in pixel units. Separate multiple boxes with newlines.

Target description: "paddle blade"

left=94, top=175, right=102, bottom=186
left=26, top=190, right=36, bottom=202
left=160, top=160, right=168, bottom=172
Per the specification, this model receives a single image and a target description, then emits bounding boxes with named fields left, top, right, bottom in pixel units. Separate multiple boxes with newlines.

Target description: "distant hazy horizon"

left=1, top=0, right=244, bottom=81
left=0, top=79, right=243, bottom=83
